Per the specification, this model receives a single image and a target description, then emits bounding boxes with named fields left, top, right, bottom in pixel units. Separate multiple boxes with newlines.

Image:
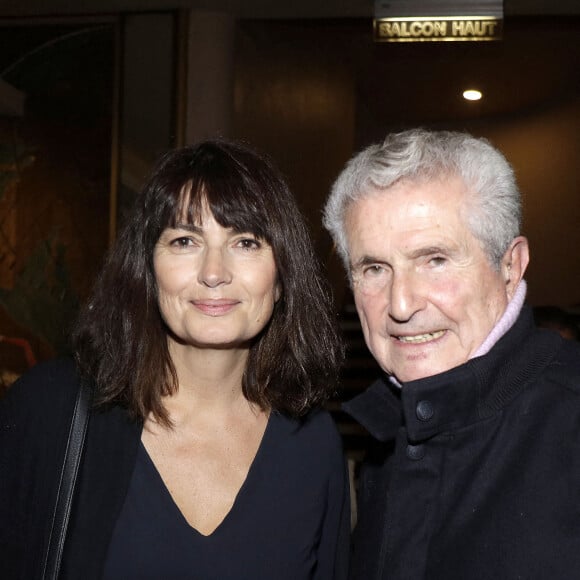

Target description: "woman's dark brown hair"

left=73, top=139, right=344, bottom=425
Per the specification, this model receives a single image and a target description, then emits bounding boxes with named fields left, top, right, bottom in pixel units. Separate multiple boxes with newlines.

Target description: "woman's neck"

left=160, top=340, right=253, bottom=423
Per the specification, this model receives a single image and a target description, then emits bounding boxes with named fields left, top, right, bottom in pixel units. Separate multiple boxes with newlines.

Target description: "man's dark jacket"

left=345, top=307, right=580, bottom=579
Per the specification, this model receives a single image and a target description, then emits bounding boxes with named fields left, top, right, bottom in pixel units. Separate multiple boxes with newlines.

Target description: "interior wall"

left=481, top=98, right=580, bottom=307
left=232, top=20, right=356, bottom=301
left=232, top=18, right=579, bottom=310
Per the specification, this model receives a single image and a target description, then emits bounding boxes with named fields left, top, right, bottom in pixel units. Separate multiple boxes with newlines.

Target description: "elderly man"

left=324, top=129, right=580, bottom=579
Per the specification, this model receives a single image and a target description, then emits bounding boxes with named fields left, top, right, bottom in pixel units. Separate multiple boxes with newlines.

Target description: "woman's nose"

left=198, top=248, right=232, bottom=288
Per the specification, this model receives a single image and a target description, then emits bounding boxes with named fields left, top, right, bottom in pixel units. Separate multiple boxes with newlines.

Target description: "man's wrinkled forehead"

left=343, top=173, right=472, bottom=257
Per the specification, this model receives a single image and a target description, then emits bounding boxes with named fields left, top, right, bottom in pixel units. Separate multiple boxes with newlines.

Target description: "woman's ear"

left=502, top=236, right=530, bottom=299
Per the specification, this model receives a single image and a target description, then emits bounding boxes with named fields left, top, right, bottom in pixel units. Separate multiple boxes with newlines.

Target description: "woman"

left=0, top=140, right=349, bottom=579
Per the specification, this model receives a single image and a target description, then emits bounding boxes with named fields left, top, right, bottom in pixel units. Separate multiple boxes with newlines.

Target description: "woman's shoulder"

left=1, top=357, right=80, bottom=423
left=272, top=408, right=344, bottom=456
left=264, top=409, right=347, bottom=488
left=10, top=357, right=79, bottom=395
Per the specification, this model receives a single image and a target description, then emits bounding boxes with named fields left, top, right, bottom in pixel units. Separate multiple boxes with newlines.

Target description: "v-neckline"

left=139, top=412, right=275, bottom=538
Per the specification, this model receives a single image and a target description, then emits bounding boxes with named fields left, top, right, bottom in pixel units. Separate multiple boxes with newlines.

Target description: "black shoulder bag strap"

left=41, top=377, right=93, bottom=580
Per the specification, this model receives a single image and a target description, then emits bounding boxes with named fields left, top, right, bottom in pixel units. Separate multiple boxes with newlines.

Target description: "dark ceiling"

left=0, top=0, right=579, bottom=19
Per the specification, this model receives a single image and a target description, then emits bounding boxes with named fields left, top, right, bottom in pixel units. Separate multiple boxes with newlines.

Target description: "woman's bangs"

left=159, top=160, right=272, bottom=243
left=203, top=181, right=271, bottom=241
left=166, top=178, right=206, bottom=228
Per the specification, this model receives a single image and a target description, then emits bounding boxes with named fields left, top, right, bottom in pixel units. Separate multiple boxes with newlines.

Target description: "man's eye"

left=362, top=264, right=386, bottom=281
left=429, top=256, right=446, bottom=266
left=363, top=265, right=385, bottom=277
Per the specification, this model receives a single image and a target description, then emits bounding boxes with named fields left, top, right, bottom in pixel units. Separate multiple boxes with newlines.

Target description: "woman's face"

left=153, top=202, right=280, bottom=351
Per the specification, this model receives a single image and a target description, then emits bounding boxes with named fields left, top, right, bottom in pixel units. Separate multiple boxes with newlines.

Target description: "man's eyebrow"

left=407, top=245, right=452, bottom=259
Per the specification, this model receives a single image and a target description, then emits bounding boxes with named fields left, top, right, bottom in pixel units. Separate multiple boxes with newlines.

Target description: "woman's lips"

left=191, top=299, right=239, bottom=316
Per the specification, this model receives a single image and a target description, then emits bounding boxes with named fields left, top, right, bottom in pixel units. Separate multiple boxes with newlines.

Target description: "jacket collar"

left=343, top=307, right=562, bottom=443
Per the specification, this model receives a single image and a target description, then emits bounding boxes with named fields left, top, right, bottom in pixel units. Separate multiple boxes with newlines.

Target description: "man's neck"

left=472, top=279, right=527, bottom=359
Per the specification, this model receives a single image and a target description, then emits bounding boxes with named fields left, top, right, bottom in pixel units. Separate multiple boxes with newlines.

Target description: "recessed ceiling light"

left=463, top=89, right=482, bottom=101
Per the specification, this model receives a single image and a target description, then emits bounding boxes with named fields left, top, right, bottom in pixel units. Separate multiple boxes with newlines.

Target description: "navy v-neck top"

left=102, top=410, right=349, bottom=579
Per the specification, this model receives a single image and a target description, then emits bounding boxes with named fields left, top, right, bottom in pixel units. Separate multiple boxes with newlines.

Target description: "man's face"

left=345, top=175, right=523, bottom=383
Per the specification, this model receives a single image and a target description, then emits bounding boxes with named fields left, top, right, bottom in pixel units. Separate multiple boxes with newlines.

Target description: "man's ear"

left=501, top=236, right=530, bottom=300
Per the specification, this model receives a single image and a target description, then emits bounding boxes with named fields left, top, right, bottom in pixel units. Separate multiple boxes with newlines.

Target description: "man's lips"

left=393, top=330, right=446, bottom=344
left=191, top=299, right=239, bottom=316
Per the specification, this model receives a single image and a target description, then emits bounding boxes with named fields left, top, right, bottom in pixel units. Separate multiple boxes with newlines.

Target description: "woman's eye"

left=237, top=237, right=261, bottom=250
left=170, top=236, right=194, bottom=247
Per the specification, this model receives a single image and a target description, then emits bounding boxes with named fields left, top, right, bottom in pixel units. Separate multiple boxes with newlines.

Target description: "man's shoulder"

left=342, top=378, right=402, bottom=442
left=344, top=376, right=395, bottom=409
left=543, top=337, right=580, bottom=396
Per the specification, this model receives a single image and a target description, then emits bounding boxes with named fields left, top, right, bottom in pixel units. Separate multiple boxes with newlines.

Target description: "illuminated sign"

left=374, top=0, right=503, bottom=42
left=374, top=16, right=502, bottom=42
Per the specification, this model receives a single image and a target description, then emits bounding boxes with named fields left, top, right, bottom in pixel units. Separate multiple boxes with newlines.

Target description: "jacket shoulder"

left=278, top=408, right=344, bottom=455
left=543, top=337, right=580, bottom=396
left=1, top=357, right=79, bottom=427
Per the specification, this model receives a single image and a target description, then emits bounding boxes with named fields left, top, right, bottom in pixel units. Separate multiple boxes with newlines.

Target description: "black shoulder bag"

left=41, top=378, right=92, bottom=579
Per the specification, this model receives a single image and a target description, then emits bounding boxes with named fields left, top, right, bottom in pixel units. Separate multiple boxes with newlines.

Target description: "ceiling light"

left=463, top=89, right=482, bottom=101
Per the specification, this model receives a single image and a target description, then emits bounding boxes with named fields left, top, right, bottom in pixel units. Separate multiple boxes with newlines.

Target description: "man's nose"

left=388, top=270, right=426, bottom=322
left=198, top=248, right=232, bottom=288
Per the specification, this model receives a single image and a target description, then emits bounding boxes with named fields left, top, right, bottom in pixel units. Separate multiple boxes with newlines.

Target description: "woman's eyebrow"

left=171, top=223, right=203, bottom=233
